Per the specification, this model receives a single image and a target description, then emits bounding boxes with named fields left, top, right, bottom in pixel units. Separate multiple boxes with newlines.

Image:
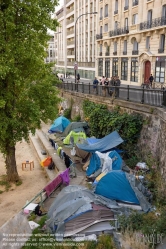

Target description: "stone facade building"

left=45, top=35, right=55, bottom=63
left=55, top=0, right=98, bottom=79
left=96, top=0, right=166, bottom=86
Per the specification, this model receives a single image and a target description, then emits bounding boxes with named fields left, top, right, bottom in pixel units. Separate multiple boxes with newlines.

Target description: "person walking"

left=115, top=76, right=121, bottom=97
left=149, top=74, right=154, bottom=88
left=93, top=77, right=99, bottom=94
left=77, top=73, right=80, bottom=83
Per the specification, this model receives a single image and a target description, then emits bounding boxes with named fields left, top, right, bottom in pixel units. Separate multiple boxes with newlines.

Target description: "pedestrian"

left=60, top=75, right=63, bottom=82
left=109, top=77, right=115, bottom=97
left=115, top=76, right=121, bottom=97
left=103, top=77, right=109, bottom=96
left=93, top=77, right=99, bottom=94
left=77, top=73, right=80, bottom=83
left=101, top=76, right=106, bottom=96
left=149, top=74, right=154, bottom=88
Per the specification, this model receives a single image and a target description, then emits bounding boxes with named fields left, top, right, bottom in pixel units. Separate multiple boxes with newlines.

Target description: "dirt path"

left=0, top=140, right=49, bottom=227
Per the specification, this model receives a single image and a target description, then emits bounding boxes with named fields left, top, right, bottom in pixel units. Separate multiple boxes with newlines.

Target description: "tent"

left=63, top=131, right=86, bottom=145
left=76, top=131, right=123, bottom=153
left=95, top=171, right=139, bottom=204
left=48, top=116, right=70, bottom=134
left=59, top=122, right=89, bottom=137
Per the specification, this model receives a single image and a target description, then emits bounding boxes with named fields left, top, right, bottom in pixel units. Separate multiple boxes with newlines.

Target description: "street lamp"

left=74, top=12, right=97, bottom=84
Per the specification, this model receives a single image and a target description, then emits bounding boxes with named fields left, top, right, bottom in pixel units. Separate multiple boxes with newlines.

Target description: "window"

left=114, top=41, right=117, bottom=52
left=124, top=18, right=128, bottom=29
left=100, top=8, right=103, bottom=19
left=131, top=58, right=138, bottom=82
left=146, top=36, right=150, bottom=50
left=162, top=5, right=166, bottom=18
left=114, top=21, right=118, bottom=30
left=105, top=59, right=110, bottom=78
left=133, top=39, right=138, bottom=50
left=147, top=10, right=152, bottom=28
left=104, top=23, right=108, bottom=32
left=160, top=34, right=165, bottom=51
left=155, top=61, right=165, bottom=83
left=112, top=59, right=118, bottom=76
left=105, top=4, right=108, bottom=17
left=121, top=58, right=128, bottom=80
left=100, top=26, right=103, bottom=34
left=50, top=50, right=52, bottom=57
left=125, top=0, right=129, bottom=7
left=132, top=14, right=138, bottom=25
left=123, top=40, right=127, bottom=53
left=100, top=44, right=102, bottom=52
left=115, top=0, right=118, bottom=11
left=98, top=59, right=103, bottom=76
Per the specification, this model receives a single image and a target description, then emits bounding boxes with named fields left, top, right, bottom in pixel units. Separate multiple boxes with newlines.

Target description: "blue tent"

left=76, top=131, right=123, bottom=153
left=86, top=153, right=101, bottom=176
left=95, top=171, right=139, bottom=204
left=109, top=151, right=122, bottom=170
left=48, top=116, right=70, bottom=134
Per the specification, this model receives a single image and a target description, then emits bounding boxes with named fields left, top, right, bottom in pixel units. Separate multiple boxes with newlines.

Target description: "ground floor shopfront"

left=97, top=53, right=166, bottom=86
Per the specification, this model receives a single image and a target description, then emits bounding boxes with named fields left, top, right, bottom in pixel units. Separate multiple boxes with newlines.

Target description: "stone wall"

left=60, top=90, right=166, bottom=175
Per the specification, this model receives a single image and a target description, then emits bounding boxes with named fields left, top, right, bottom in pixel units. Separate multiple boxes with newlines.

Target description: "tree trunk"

left=5, top=145, right=19, bottom=182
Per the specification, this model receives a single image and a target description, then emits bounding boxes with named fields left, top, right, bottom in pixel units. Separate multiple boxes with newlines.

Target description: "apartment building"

left=96, top=0, right=166, bottom=86
left=45, top=35, right=55, bottom=63
left=55, top=0, right=98, bottom=80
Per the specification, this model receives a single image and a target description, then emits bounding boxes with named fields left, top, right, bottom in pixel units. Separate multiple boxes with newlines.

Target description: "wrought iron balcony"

left=124, top=6, right=129, bottom=11
left=99, top=52, right=102, bottom=56
left=123, top=51, right=127, bottom=55
left=133, top=0, right=139, bottom=6
left=132, top=50, right=139, bottom=55
left=140, top=17, right=166, bottom=30
left=105, top=52, right=110, bottom=56
left=96, top=34, right=103, bottom=40
left=114, top=10, right=118, bottom=15
left=109, top=27, right=129, bottom=37
left=158, top=48, right=164, bottom=53
left=113, top=51, right=117, bottom=55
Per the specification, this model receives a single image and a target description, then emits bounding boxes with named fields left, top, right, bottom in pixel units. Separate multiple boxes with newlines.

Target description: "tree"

left=0, top=0, right=60, bottom=181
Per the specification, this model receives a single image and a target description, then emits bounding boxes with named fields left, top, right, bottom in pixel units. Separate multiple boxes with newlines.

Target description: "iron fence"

left=59, top=82, right=166, bottom=108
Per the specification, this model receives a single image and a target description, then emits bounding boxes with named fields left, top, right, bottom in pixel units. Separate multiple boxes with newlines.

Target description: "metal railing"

left=96, top=34, right=103, bottom=40
left=133, top=0, right=139, bottom=6
left=109, top=27, right=129, bottom=37
left=158, top=48, right=165, bottom=53
left=132, top=50, right=139, bottom=55
left=114, top=10, right=118, bottom=15
left=105, top=52, right=110, bottom=56
left=140, top=17, right=166, bottom=30
left=124, top=6, right=129, bottom=11
left=59, top=82, right=166, bottom=107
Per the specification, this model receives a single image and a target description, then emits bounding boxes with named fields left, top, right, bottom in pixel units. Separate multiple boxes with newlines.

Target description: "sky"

left=56, top=0, right=64, bottom=11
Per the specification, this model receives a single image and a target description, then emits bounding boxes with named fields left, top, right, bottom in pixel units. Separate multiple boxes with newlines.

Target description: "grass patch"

left=0, top=175, right=11, bottom=191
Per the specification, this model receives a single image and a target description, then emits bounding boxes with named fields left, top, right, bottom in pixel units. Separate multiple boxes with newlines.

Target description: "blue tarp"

left=109, top=151, right=122, bottom=170
left=86, top=153, right=101, bottom=176
left=76, top=131, right=123, bottom=153
left=48, top=116, right=70, bottom=134
left=95, top=171, right=139, bottom=204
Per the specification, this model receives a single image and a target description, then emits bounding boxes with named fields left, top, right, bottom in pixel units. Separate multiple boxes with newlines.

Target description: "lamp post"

left=74, top=12, right=97, bottom=84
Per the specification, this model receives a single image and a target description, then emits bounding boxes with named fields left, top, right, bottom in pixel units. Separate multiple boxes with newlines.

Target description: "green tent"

left=63, top=131, right=86, bottom=145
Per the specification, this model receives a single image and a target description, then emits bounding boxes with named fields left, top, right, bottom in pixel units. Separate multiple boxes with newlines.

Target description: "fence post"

left=141, top=85, right=145, bottom=104
left=162, top=87, right=166, bottom=106
left=82, top=83, right=84, bottom=93
left=127, top=85, right=129, bottom=101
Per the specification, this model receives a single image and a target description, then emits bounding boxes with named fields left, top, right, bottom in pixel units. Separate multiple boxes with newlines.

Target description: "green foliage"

left=0, top=0, right=60, bottom=180
left=82, top=100, right=143, bottom=152
left=63, top=108, right=72, bottom=119
left=72, top=114, right=81, bottom=122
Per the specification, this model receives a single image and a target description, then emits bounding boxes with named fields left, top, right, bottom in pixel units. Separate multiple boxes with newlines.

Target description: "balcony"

left=57, top=11, right=64, bottom=19
left=66, top=6, right=74, bottom=15
left=158, top=48, right=164, bottom=53
left=123, top=51, right=127, bottom=55
left=67, top=29, right=74, bottom=35
left=99, top=52, right=102, bottom=56
left=67, top=40, right=74, bottom=46
left=140, top=17, right=166, bottom=30
left=132, top=0, right=139, bottom=6
left=109, top=27, right=129, bottom=37
left=124, top=6, right=129, bottom=11
left=114, top=10, right=118, bottom=15
left=113, top=51, right=117, bottom=55
left=105, top=52, right=110, bottom=56
left=96, top=34, right=103, bottom=40
left=66, top=18, right=74, bottom=25
left=132, top=50, right=139, bottom=55
left=67, top=51, right=74, bottom=56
